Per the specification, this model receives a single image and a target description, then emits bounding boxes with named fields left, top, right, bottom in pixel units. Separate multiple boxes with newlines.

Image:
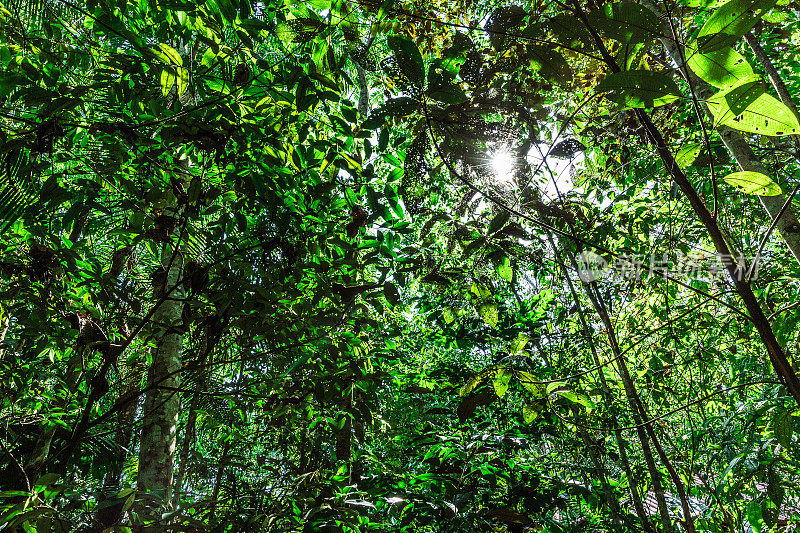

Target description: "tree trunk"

left=642, top=0, right=800, bottom=264
left=550, top=235, right=655, bottom=533
left=586, top=285, right=697, bottom=533
left=136, top=242, right=184, bottom=516
left=744, top=32, right=799, bottom=120
left=103, top=367, right=140, bottom=490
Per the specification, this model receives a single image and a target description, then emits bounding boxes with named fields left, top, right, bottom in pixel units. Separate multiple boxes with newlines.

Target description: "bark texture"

left=137, top=245, right=184, bottom=512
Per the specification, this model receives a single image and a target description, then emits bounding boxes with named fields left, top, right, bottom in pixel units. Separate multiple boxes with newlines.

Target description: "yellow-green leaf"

left=510, top=333, right=530, bottom=355
left=158, top=43, right=183, bottom=66
left=460, top=372, right=487, bottom=396
left=687, top=43, right=754, bottom=89
left=707, top=87, right=800, bottom=136
left=724, top=171, right=782, bottom=196
left=160, top=68, right=175, bottom=97
left=478, top=303, right=498, bottom=328
left=676, top=142, right=701, bottom=169
left=176, top=67, right=189, bottom=97
left=516, top=371, right=543, bottom=396
left=493, top=368, right=512, bottom=398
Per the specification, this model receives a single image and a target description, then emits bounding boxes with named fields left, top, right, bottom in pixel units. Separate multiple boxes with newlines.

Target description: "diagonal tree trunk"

left=549, top=234, right=656, bottom=533
left=573, top=0, right=800, bottom=406
left=642, top=0, right=800, bottom=264
left=744, top=32, right=799, bottom=120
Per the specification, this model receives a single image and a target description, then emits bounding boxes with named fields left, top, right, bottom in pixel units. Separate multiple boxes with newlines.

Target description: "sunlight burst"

left=489, top=148, right=516, bottom=184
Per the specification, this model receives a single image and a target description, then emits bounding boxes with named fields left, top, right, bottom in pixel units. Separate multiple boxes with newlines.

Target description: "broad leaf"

left=707, top=88, right=800, bottom=136
left=478, top=303, right=498, bottom=328
left=493, top=368, right=513, bottom=398
left=387, top=35, right=425, bottom=89
left=676, top=142, right=702, bottom=168
left=595, top=70, right=681, bottom=108
left=525, top=45, right=572, bottom=83
left=687, top=43, right=754, bottom=89
left=587, top=3, right=660, bottom=44
left=723, top=171, right=782, bottom=195
left=698, top=0, right=777, bottom=39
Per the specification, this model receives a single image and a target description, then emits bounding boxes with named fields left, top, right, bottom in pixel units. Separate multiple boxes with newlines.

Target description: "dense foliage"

left=2, top=0, right=800, bottom=531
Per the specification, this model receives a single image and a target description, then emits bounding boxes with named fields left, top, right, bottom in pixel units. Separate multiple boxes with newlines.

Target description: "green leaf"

left=158, top=43, right=183, bottom=66
left=522, top=401, right=540, bottom=423
left=722, top=76, right=766, bottom=116
left=160, top=68, right=175, bottom=96
left=478, top=303, right=498, bottom=328
left=587, top=3, right=660, bottom=44
left=510, top=333, right=530, bottom=355
left=747, top=500, right=765, bottom=533
left=176, top=67, right=189, bottom=97
left=698, top=0, right=777, bottom=40
left=493, top=368, right=513, bottom=398
left=495, top=255, right=513, bottom=282
left=595, top=70, right=681, bottom=108
left=426, top=60, right=467, bottom=104
left=695, top=32, right=739, bottom=53
left=687, top=43, right=754, bottom=89
left=488, top=210, right=511, bottom=234
left=774, top=409, right=792, bottom=449
left=525, top=45, right=572, bottom=83
left=470, top=282, right=492, bottom=301
left=387, top=35, right=425, bottom=89
left=460, top=372, right=487, bottom=396
left=675, top=142, right=701, bottom=169
left=383, top=282, right=401, bottom=306
left=707, top=87, right=800, bottom=136
left=723, top=171, right=782, bottom=196
left=516, top=371, right=543, bottom=397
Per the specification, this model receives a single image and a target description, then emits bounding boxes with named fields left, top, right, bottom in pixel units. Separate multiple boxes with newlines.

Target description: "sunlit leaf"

left=723, top=171, right=782, bottom=195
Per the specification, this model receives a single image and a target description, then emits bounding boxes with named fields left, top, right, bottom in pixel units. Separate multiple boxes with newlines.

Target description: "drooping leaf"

left=595, top=70, right=681, bottom=108
left=160, top=68, right=175, bottom=97
left=387, top=35, right=425, bottom=89
left=478, top=303, right=498, bottom=328
left=493, top=368, right=513, bottom=397
left=587, top=3, right=660, bottom=44
left=525, top=45, right=572, bottom=84
left=695, top=31, right=740, bottom=53
left=723, top=171, right=782, bottom=196
left=461, top=372, right=487, bottom=396
left=426, top=60, right=467, bottom=104
left=549, top=139, right=586, bottom=158
left=510, top=333, right=530, bottom=355
left=698, top=0, right=777, bottom=40
left=486, top=6, right=527, bottom=51
left=707, top=88, right=800, bottom=136
left=722, top=76, right=766, bottom=116
left=675, top=142, right=702, bottom=168
left=686, top=43, right=754, bottom=89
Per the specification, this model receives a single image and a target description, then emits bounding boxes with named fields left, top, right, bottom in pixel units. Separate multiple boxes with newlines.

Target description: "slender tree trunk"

left=744, top=32, right=799, bottom=120
left=209, top=439, right=232, bottom=523
left=642, top=0, right=800, bottom=264
left=549, top=234, right=656, bottom=532
left=172, top=389, right=200, bottom=507
left=136, top=240, right=184, bottom=515
left=587, top=285, right=697, bottom=533
left=574, top=0, right=800, bottom=406
left=103, top=368, right=140, bottom=490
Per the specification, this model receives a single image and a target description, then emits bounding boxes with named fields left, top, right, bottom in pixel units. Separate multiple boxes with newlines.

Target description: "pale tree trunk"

left=744, top=32, right=799, bottom=120
left=137, top=240, right=184, bottom=515
left=642, top=0, right=800, bottom=264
